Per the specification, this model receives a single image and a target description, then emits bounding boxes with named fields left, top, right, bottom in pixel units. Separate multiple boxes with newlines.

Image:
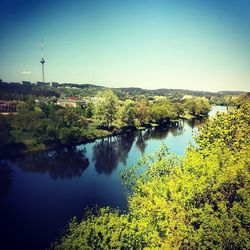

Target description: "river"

left=0, top=106, right=227, bottom=250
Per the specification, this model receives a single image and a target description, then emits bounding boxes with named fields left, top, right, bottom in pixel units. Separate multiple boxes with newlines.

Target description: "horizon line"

left=0, top=78, right=248, bottom=94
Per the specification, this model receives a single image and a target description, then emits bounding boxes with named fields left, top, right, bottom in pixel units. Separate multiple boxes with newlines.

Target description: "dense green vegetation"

left=0, top=89, right=212, bottom=155
left=53, top=99, right=250, bottom=249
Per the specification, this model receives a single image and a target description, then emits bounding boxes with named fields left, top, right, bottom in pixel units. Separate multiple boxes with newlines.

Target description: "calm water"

left=0, top=106, right=226, bottom=250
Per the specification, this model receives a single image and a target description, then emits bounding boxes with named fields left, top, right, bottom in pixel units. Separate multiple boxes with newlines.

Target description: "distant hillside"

left=60, top=83, right=104, bottom=89
left=112, top=87, right=237, bottom=99
left=0, top=80, right=246, bottom=100
left=217, top=91, right=245, bottom=95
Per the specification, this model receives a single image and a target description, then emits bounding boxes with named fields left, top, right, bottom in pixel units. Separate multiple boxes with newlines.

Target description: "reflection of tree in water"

left=185, top=119, right=205, bottom=129
left=147, top=128, right=170, bottom=140
left=117, top=132, right=136, bottom=166
left=92, top=132, right=136, bottom=175
left=0, top=161, right=12, bottom=197
left=168, top=126, right=184, bottom=137
left=136, top=124, right=186, bottom=154
left=136, top=131, right=147, bottom=155
left=15, top=147, right=89, bottom=179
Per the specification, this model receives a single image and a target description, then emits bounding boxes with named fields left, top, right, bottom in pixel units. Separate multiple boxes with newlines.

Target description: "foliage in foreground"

left=53, top=100, right=250, bottom=249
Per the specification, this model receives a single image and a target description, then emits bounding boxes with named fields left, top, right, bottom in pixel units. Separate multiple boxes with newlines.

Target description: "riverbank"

left=0, top=117, right=194, bottom=158
left=0, top=126, right=110, bottom=158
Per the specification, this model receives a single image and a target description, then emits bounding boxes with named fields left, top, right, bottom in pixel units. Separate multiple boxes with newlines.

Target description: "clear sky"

left=0, top=0, right=249, bottom=92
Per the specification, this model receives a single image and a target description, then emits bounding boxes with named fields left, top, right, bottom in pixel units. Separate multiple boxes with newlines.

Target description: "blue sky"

left=0, top=0, right=249, bottom=91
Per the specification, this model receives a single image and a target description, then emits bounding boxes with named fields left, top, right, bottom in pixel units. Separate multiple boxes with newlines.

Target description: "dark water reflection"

left=15, top=147, right=89, bottom=179
left=147, top=126, right=184, bottom=140
left=12, top=123, right=197, bottom=179
left=185, top=118, right=205, bottom=129
left=1, top=121, right=205, bottom=184
left=92, top=132, right=136, bottom=175
left=0, top=162, right=12, bottom=197
left=0, top=123, right=195, bottom=198
left=136, top=131, right=147, bottom=154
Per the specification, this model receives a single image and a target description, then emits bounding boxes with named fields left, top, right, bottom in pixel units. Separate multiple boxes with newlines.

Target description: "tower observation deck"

left=40, top=43, right=46, bottom=82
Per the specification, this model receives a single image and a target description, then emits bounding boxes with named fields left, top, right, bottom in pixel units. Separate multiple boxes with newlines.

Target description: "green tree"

left=32, top=118, right=59, bottom=146
left=0, top=116, right=14, bottom=150
left=118, top=99, right=135, bottom=126
left=173, top=102, right=184, bottom=117
left=184, top=97, right=211, bottom=117
left=134, top=99, right=150, bottom=126
left=16, top=101, right=35, bottom=113
left=31, top=109, right=88, bottom=146
left=149, top=100, right=178, bottom=124
left=94, top=90, right=119, bottom=128
left=85, top=102, right=94, bottom=118
left=39, top=103, right=61, bottom=118
left=12, top=111, right=46, bottom=131
left=55, top=109, right=88, bottom=128
left=58, top=127, right=82, bottom=145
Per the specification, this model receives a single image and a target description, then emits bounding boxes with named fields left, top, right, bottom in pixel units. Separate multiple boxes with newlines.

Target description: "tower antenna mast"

left=40, top=42, right=46, bottom=82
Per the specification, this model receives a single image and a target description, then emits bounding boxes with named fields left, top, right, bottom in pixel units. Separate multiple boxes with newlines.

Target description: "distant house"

left=0, top=101, right=16, bottom=113
left=57, top=97, right=88, bottom=108
left=57, top=98, right=77, bottom=108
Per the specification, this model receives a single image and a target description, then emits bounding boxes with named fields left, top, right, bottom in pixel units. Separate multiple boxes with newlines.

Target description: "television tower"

left=40, top=43, right=46, bottom=82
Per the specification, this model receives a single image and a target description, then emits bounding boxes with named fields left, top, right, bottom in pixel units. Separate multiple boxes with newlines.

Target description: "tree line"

left=0, top=90, right=211, bottom=155
left=87, top=90, right=211, bottom=128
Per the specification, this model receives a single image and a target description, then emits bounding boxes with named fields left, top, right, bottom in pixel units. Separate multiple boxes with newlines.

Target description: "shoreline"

left=0, top=116, right=207, bottom=159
